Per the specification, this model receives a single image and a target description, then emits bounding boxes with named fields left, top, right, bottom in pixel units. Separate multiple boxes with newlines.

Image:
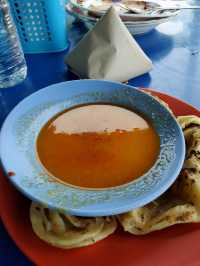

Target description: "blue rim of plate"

left=0, top=80, right=185, bottom=216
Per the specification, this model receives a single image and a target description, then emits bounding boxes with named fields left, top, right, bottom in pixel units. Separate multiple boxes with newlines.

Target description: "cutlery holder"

left=9, top=0, right=69, bottom=53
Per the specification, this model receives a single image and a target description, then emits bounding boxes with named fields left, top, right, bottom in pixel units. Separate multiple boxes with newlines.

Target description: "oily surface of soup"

left=36, top=104, right=160, bottom=189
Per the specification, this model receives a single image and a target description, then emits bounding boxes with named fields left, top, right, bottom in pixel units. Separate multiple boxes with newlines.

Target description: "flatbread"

left=118, top=115, right=200, bottom=235
left=177, top=115, right=200, bottom=143
left=30, top=202, right=117, bottom=249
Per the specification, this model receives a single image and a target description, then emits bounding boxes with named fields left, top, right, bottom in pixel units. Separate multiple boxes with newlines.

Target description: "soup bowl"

left=0, top=80, right=185, bottom=216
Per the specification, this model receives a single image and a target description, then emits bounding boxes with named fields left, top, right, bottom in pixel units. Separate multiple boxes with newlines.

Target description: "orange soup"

left=36, top=104, right=160, bottom=189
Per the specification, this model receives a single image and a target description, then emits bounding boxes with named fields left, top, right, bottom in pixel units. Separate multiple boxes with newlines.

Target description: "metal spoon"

left=151, top=5, right=200, bottom=12
left=118, top=2, right=200, bottom=15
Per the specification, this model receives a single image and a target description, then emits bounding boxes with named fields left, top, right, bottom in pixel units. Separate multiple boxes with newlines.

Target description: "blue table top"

left=1, top=5, right=200, bottom=265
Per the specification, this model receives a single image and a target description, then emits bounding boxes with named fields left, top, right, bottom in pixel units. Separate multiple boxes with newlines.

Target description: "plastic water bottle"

left=0, top=0, right=27, bottom=88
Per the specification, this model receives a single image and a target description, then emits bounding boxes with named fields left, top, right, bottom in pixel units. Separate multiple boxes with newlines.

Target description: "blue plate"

left=0, top=80, right=185, bottom=216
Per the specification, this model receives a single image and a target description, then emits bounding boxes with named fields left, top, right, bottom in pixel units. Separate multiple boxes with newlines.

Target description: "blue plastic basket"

left=9, top=0, right=69, bottom=53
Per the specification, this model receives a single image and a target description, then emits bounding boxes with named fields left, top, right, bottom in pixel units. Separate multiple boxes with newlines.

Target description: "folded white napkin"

left=65, top=6, right=153, bottom=82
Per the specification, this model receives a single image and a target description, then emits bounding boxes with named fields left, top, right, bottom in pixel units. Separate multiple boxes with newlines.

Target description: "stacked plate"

left=66, top=0, right=180, bottom=35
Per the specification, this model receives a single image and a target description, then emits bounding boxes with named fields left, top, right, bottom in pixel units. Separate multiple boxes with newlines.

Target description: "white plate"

left=66, top=4, right=172, bottom=35
left=69, top=0, right=179, bottom=20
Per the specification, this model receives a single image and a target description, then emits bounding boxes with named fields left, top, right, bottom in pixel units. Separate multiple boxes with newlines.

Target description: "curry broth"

left=36, top=104, right=160, bottom=189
